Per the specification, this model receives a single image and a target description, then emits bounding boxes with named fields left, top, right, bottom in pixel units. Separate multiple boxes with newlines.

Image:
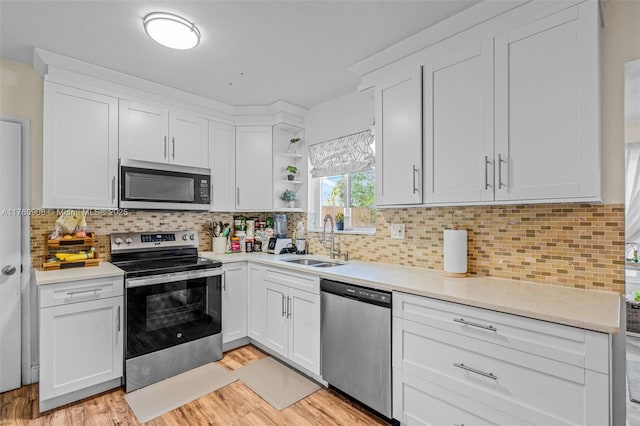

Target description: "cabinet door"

left=494, top=3, right=601, bottom=202
left=43, top=83, right=118, bottom=209
left=376, top=67, right=422, bottom=206
left=169, top=111, right=209, bottom=168
left=222, top=263, right=247, bottom=344
left=118, top=99, right=169, bottom=164
left=424, top=40, right=494, bottom=203
left=288, top=288, right=320, bottom=375
left=39, top=296, right=123, bottom=400
left=210, top=121, right=236, bottom=211
left=247, top=264, right=266, bottom=343
left=264, top=280, right=288, bottom=358
left=235, top=126, right=273, bottom=210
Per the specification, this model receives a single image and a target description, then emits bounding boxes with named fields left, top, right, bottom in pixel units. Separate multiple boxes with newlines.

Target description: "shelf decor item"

left=281, top=189, right=298, bottom=208
left=286, top=165, right=298, bottom=181
left=287, top=137, right=302, bottom=153
left=335, top=212, right=344, bottom=231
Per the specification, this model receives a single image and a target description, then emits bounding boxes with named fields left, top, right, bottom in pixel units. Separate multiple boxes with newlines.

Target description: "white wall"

left=304, top=91, right=373, bottom=145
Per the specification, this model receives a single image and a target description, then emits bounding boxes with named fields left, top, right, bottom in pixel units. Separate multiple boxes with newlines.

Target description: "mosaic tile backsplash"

left=31, top=203, right=624, bottom=293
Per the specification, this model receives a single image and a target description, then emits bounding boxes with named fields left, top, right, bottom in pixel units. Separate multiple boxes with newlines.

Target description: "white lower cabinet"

left=392, top=292, right=610, bottom=425
left=222, top=263, right=247, bottom=344
left=251, top=266, right=321, bottom=376
left=39, top=277, right=123, bottom=411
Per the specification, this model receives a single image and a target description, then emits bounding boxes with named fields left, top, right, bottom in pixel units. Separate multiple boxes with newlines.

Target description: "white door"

left=209, top=121, right=236, bottom=211
left=494, top=4, right=600, bottom=201
left=424, top=39, right=494, bottom=203
left=288, top=288, right=320, bottom=375
left=235, top=127, right=273, bottom=210
left=263, top=281, right=288, bottom=358
left=119, top=99, right=169, bottom=164
left=43, top=83, right=119, bottom=209
left=222, top=263, right=247, bottom=344
left=169, top=111, right=208, bottom=168
left=376, top=67, right=423, bottom=206
left=0, top=121, right=22, bottom=392
left=247, top=264, right=266, bottom=343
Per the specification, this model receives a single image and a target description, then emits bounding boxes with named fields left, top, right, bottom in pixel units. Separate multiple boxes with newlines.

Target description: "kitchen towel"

left=444, top=228, right=467, bottom=276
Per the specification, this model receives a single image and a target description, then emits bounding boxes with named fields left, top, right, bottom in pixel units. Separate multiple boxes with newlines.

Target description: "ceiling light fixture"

left=143, top=12, right=200, bottom=50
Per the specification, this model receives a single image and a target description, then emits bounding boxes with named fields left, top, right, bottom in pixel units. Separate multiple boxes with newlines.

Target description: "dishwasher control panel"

left=321, top=279, right=392, bottom=308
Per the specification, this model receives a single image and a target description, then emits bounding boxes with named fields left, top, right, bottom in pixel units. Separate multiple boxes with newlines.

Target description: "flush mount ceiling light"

left=143, top=12, right=200, bottom=50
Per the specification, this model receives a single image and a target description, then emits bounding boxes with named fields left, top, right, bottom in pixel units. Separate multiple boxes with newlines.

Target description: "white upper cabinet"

left=235, top=126, right=273, bottom=211
left=119, top=99, right=209, bottom=168
left=494, top=3, right=600, bottom=202
left=209, top=121, right=236, bottom=211
left=376, top=66, right=423, bottom=206
left=424, top=39, right=494, bottom=204
left=43, top=82, right=119, bottom=209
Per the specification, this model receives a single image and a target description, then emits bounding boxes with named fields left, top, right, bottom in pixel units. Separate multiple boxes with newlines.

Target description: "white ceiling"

left=0, top=1, right=480, bottom=109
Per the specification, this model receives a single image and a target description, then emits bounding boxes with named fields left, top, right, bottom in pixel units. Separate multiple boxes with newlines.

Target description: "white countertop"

left=201, top=251, right=621, bottom=334
left=34, top=262, right=124, bottom=286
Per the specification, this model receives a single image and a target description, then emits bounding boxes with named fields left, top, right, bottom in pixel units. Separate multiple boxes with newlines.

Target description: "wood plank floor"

left=0, top=345, right=388, bottom=425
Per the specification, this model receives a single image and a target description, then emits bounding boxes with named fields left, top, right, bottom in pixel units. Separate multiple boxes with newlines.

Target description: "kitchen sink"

left=282, top=258, right=345, bottom=268
left=282, top=258, right=328, bottom=266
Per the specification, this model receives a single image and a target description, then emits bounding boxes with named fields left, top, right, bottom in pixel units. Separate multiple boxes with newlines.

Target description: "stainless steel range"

left=110, top=230, right=223, bottom=392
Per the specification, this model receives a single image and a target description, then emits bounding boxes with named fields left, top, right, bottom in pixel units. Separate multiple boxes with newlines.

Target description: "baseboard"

left=223, top=337, right=251, bottom=352
left=39, top=377, right=121, bottom=412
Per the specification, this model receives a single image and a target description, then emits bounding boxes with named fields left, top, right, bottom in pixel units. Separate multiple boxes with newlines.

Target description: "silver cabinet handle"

left=111, top=176, right=116, bottom=203
left=498, top=153, right=506, bottom=189
left=412, top=165, right=419, bottom=194
left=116, top=306, right=121, bottom=332
left=172, top=137, right=176, bottom=159
left=281, top=294, right=286, bottom=317
left=453, top=318, right=497, bottom=332
left=484, top=156, right=492, bottom=190
left=2, top=265, right=16, bottom=276
left=67, top=288, right=101, bottom=296
left=164, top=135, right=167, bottom=159
left=236, top=187, right=240, bottom=205
left=453, top=362, right=497, bottom=380
left=287, top=296, right=291, bottom=319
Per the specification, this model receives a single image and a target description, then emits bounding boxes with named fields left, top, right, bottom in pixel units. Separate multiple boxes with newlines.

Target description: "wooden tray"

left=42, top=256, right=100, bottom=271
left=45, top=232, right=95, bottom=248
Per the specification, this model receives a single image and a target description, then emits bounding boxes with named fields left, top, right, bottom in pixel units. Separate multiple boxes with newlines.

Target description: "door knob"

left=2, top=265, right=16, bottom=276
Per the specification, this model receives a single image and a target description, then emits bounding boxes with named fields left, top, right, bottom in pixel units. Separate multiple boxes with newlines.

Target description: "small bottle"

left=295, top=221, right=306, bottom=255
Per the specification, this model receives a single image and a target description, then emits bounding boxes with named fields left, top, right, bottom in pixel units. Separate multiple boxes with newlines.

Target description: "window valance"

left=308, top=129, right=374, bottom=178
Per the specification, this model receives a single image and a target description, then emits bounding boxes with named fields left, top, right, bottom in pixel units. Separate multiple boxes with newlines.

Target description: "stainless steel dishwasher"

left=321, top=279, right=392, bottom=419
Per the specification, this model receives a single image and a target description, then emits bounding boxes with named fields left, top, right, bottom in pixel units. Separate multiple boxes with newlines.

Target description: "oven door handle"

left=126, top=269, right=224, bottom=288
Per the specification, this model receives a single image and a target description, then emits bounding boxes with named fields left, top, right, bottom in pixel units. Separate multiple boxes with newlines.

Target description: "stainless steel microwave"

left=119, top=159, right=211, bottom=211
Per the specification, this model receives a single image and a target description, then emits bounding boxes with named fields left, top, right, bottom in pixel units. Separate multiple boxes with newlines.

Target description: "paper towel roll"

left=444, top=229, right=467, bottom=276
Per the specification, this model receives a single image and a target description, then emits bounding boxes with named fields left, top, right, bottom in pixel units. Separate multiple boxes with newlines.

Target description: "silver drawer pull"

left=453, top=317, right=497, bottom=332
left=67, top=288, right=101, bottom=297
left=453, top=362, right=497, bottom=380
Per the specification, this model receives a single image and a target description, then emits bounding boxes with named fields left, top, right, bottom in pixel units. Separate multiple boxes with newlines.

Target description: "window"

left=307, top=128, right=376, bottom=233
left=308, top=168, right=376, bottom=232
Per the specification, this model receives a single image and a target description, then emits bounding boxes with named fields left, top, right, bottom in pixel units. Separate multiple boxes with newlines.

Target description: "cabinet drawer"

left=393, top=292, right=607, bottom=371
left=396, top=318, right=594, bottom=425
left=264, top=267, right=319, bottom=294
left=395, top=369, right=533, bottom=426
left=40, top=276, right=124, bottom=308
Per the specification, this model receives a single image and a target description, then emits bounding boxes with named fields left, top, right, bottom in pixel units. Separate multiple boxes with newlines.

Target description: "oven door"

left=125, top=269, right=223, bottom=360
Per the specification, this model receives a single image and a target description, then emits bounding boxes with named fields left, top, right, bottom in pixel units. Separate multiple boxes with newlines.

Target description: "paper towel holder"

left=443, top=225, right=468, bottom=278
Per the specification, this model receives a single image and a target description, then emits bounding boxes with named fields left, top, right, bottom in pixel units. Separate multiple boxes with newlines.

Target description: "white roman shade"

left=308, top=129, right=374, bottom=178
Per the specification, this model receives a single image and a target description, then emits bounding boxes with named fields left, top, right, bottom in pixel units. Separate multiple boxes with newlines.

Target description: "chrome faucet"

left=321, top=214, right=348, bottom=260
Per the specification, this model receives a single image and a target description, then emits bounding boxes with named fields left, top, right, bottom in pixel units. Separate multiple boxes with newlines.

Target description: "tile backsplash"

left=307, top=203, right=625, bottom=293
left=31, top=203, right=624, bottom=294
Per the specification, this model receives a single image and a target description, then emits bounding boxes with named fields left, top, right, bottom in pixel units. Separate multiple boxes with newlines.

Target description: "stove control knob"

left=189, top=234, right=195, bottom=240
left=182, top=234, right=188, bottom=241
left=125, top=237, right=133, bottom=245
left=114, top=237, right=122, bottom=246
